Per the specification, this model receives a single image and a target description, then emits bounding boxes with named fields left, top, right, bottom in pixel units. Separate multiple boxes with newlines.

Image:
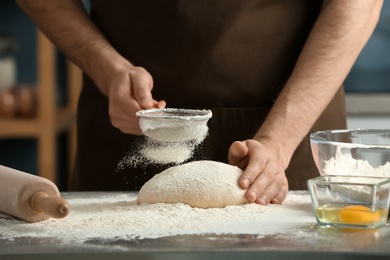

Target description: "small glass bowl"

left=307, top=175, right=390, bottom=229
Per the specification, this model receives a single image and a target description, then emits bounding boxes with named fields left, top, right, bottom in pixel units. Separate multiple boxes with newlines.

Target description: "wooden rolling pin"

left=0, top=165, right=70, bottom=222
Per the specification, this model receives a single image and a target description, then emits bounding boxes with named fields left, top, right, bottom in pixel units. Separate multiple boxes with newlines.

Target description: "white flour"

left=323, top=146, right=390, bottom=203
left=143, top=121, right=208, bottom=143
left=117, top=118, right=209, bottom=168
left=117, top=138, right=204, bottom=169
left=141, top=140, right=197, bottom=164
left=323, top=146, right=390, bottom=177
left=0, top=192, right=313, bottom=243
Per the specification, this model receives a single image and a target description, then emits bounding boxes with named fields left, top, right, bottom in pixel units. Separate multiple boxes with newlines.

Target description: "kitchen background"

left=0, top=1, right=389, bottom=190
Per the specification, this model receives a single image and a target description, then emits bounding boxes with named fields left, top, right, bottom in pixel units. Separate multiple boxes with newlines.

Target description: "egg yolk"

left=339, top=205, right=380, bottom=225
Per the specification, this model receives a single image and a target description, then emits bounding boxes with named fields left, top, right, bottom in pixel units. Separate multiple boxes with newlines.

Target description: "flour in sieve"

left=143, top=121, right=209, bottom=143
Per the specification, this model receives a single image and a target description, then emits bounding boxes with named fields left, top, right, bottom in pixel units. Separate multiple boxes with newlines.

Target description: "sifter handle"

left=30, top=191, right=70, bottom=219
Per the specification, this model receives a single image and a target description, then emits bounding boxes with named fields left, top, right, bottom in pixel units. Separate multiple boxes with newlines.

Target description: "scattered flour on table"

left=0, top=192, right=313, bottom=243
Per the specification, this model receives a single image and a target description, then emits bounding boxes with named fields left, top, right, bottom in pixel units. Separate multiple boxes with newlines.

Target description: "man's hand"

left=107, top=65, right=165, bottom=135
left=228, top=140, right=288, bottom=205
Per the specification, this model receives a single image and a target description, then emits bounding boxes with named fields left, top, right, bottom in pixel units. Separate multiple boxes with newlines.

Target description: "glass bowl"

left=307, top=175, right=390, bottom=229
left=310, top=129, right=390, bottom=177
left=136, top=108, right=212, bottom=143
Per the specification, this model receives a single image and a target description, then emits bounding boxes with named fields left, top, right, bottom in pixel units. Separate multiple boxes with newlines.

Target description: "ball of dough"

left=137, top=160, right=249, bottom=208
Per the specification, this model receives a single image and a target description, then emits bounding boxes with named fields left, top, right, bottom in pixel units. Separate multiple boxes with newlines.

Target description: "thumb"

left=132, top=70, right=155, bottom=109
left=228, top=141, right=249, bottom=166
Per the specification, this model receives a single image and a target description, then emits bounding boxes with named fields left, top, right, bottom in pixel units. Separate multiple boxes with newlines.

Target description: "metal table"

left=1, top=191, right=389, bottom=260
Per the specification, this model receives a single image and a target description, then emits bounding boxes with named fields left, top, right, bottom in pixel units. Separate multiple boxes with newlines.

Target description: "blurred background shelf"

left=0, top=27, right=81, bottom=187
left=0, top=1, right=82, bottom=190
left=0, top=30, right=81, bottom=184
left=0, top=102, right=76, bottom=137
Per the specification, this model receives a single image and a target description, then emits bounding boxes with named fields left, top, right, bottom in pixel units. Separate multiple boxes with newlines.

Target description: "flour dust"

left=117, top=121, right=209, bottom=170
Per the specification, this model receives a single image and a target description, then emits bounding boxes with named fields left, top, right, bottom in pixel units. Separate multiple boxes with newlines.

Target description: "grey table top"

left=0, top=191, right=389, bottom=260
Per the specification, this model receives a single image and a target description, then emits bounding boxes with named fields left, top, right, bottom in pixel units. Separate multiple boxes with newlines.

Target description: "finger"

left=109, top=113, right=142, bottom=134
left=121, top=127, right=143, bottom=135
left=249, top=167, right=288, bottom=205
left=108, top=94, right=142, bottom=133
left=244, top=157, right=281, bottom=202
left=116, top=125, right=143, bottom=135
left=131, top=71, right=154, bottom=109
left=270, top=183, right=288, bottom=205
left=239, top=147, right=268, bottom=190
left=245, top=169, right=272, bottom=202
left=254, top=177, right=285, bottom=205
left=108, top=79, right=141, bottom=118
left=111, top=122, right=142, bottom=135
left=228, top=141, right=248, bottom=166
left=109, top=96, right=140, bottom=119
left=153, top=100, right=166, bottom=108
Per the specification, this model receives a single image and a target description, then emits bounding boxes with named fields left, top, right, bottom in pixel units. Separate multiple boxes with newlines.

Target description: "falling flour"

left=118, top=120, right=209, bottom=169
left=0, top=192, right=313, bottom=244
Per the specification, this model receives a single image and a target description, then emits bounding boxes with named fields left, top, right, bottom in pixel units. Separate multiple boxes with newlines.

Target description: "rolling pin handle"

left=30, top=191, right=70, bottom=219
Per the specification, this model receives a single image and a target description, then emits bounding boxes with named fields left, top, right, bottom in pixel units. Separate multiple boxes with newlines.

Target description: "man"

left=16, top=0, right=383, bottom=205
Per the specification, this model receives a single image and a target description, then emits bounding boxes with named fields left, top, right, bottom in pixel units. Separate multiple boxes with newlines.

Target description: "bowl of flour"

left=310, top=129, right=390, bottom=203
left=310, top=129, right=390, bottom=178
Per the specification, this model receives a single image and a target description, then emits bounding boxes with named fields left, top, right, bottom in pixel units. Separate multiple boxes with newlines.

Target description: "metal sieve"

left=136, top=108, right=212, bottom=142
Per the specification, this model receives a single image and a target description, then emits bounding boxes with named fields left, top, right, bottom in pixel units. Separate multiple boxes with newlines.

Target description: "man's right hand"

left=106, top=65, right=166, bottom=135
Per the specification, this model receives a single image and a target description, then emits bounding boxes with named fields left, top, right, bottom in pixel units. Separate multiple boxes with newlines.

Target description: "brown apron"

left=70, top=0, right=347, bottom=191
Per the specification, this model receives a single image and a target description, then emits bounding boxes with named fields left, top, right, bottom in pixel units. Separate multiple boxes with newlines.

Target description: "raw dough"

left=137, top=160, right=249, bottom=208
